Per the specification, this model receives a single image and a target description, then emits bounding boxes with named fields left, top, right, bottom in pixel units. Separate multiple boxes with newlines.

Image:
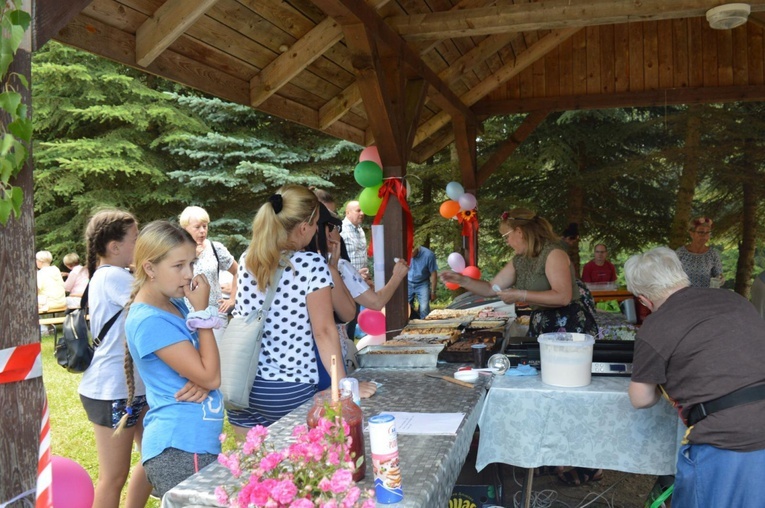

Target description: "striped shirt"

left=341, top=217, right=368, bottom=272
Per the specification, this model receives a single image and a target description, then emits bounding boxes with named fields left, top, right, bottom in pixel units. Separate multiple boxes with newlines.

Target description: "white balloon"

left=445, top=181, right=465, bottom=201
left=447, top=252, right=466, bottom=273
left=458, top=193, right=477, bottom=211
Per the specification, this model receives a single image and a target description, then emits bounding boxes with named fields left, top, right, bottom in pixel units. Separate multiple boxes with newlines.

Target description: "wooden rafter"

left=413, top=28, right=579, bottom=147
left=135, top=0, right=219, bottom=67
left=317, top=0, right=493, bottom=130
left=33, top=0, right=94, bottom=51
left=311, top=0, right=476, bottom=126
left=474, top=85, right=765, bottom=115
left=476, top=110, right=550, bottom=187
left=452, top=116, right=477, bottom=190
left=387, top=0, right=765, bottom=40
left=56, top=13, right=366, bottom=145
left=250, top=17, right=343, bottom=107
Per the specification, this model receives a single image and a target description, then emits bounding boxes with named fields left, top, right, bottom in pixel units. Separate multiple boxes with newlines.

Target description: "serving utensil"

left=424, top=373, right=474, bottom=388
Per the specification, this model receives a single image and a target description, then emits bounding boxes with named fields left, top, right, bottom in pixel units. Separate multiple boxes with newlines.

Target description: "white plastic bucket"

left=537, top=333, right=595, bottom=387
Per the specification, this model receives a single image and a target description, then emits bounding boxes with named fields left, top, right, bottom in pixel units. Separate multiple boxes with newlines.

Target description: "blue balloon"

left=446, top=181, right=465, bottom=201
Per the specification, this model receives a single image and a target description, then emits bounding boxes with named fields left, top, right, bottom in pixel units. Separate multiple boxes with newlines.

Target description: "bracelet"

left=522, top=290, right=528, bottom=302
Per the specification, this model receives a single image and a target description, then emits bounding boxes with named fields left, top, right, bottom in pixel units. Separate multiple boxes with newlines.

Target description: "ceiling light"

left=706, top=3, right=751, bottom=30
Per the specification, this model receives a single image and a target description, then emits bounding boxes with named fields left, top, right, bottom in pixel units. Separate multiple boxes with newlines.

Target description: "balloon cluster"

left=439, top=182, right=477, bottom=220
left=354, top=146, right=384, bottom=216
left=439, top=181, right=481, bottom=291
left=445, top=252, right=481, bottom=290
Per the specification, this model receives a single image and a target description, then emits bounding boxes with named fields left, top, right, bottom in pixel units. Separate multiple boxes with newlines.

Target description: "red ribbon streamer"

left=457, top=210, right=479, bottom=266
left=367, top=179, right=414, bottom=263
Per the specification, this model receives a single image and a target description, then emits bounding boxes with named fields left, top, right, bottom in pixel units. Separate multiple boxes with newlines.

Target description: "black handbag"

left=54, top=283, right=122, bottom=373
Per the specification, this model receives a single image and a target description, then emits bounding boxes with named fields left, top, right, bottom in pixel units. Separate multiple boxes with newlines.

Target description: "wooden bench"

left=39, top=316, right=66, bottom=341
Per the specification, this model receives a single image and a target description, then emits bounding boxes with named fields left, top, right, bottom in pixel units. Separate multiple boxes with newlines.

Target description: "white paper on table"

left=366, top=412, right=465, bottom=435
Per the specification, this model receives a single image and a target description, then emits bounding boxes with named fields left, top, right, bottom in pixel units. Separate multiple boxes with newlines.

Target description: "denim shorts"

left=80, top=394, right=148, bottom=429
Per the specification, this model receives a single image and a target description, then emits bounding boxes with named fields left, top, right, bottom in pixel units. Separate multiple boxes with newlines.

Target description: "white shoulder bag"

left=219, top=266, right=285, bottom=410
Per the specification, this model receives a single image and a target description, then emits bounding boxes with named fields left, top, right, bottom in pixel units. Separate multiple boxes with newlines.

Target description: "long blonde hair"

left=500, top=208, right=558, bottom=258
left=116, top=221, right=195, bottom=433
left=245, top=185, right=319, bottom=291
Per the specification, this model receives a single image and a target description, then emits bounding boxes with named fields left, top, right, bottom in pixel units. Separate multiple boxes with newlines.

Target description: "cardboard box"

left=449, top=484, right=497, bottom=508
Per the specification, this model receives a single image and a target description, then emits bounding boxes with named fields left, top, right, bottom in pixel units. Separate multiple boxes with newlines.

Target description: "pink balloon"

left=458, top=193, right=477, bottom=211
left=51, top=456, right=94, bottom=508
left=359, top=146, right=382, bottom=167
left=357, top=309, right=386, bottom=336
left=447, top=252, right=466, bottom=273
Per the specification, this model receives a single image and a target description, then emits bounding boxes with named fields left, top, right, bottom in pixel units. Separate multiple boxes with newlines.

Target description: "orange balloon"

left=462, top=266, right=481, bottom=280
left=439, top=200, right=460, bottom=219
left=445, top=282, right=461, bottom=290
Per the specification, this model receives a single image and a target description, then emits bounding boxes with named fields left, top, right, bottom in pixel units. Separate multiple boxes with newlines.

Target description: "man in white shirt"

left=341, top=201, right=369, bottom=280
left=340, top=200, right=368, bottom=338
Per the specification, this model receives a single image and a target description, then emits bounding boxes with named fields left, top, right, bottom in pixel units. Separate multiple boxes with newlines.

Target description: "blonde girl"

left=123, top=221, right=223, bottom=496
left=227, top=185, right=343, bottom=434
left=77, top=210, right=151, bottom=508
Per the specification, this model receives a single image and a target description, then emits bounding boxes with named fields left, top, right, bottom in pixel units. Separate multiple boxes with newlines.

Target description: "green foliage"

left=0, top=0, right=30, bottom=225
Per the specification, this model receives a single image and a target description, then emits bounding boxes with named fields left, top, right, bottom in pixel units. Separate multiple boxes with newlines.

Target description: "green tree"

left=32, top=41, right=206, bottom=260
left=161, top=93, right=361, bottom=253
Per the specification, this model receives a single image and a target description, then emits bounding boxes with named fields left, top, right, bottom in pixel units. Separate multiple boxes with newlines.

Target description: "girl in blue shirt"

left=121, top=221, right=223, bottom=497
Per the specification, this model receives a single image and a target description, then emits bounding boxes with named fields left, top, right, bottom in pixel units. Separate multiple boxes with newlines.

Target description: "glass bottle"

left=306, top=391, right=366, bottom=482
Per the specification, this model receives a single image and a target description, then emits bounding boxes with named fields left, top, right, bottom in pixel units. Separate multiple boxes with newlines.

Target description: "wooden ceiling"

left=42, top=1, right=765, bottom=167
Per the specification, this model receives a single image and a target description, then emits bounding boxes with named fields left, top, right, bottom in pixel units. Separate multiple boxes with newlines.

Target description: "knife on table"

left=424, top=373, right=474, bottom=388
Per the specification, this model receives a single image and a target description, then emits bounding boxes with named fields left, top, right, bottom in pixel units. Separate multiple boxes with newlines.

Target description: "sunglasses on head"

left=500, top=211, right=532, bottom=221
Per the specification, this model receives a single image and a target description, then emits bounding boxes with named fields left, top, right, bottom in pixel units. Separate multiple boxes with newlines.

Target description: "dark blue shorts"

left=226, top=376, right=316, bottom=428
left=80, top=394, right=147, bottom=429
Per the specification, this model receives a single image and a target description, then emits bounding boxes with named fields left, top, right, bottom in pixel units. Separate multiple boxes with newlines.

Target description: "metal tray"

left=439, top=332, right=505, bottom=363
left=357, top=344, right=445, bottom=368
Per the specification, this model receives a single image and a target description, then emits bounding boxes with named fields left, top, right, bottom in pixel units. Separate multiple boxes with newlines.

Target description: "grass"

left=41, top=330, right=159, bottom=508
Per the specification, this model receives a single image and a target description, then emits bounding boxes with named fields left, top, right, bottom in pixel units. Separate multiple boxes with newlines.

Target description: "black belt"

left=686, top=383, right=765, bottom=426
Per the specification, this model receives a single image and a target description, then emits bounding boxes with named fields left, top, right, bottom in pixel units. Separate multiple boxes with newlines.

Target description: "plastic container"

left=537, top=333, right=595, bottom=387
left=620, top=298, right=637, bottom=324
left=369, top=414, right=403, bottom=504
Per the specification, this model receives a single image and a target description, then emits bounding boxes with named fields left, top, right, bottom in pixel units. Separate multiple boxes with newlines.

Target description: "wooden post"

left=0, top=0, right=45, bottom=501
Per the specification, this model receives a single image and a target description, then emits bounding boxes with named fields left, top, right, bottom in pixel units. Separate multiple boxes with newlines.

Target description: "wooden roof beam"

left=476, top=110, right=550, bottom=187
left=250, top=17, right=343, bottom=107
left=473, top=86, right=765, bottom=115
left=318, top=0, right=488, bottom=130
left=56, top=14, right=366, bottom=145
left=33, top=0, right=93, bottom=51
left=312, top=0, right=477, bottom=125
left=252, top=0, right=392, bottom=108
left=136, top=0, right=219, bottom=67
left=413, top=28, right=578, bottom=147
left=388, top=0, right=765, bottom=40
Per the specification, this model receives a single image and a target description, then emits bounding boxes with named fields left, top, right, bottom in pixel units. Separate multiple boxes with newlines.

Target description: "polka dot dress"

left=234, top=251, right=332, bottom=384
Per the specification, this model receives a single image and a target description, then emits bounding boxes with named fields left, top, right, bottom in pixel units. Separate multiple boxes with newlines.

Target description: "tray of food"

left=424, top=308, right=480, bottom=320
left=405, top=318, right=471, bottom=328
left=397, top=327, right=461, bottom=341
left=439, top=330, right=504, bottom=363
left=357, top=344, right=445, bottom=368
left=387, top=333, right=458, bottom=346
left=466, top=319, right=507, bottom=330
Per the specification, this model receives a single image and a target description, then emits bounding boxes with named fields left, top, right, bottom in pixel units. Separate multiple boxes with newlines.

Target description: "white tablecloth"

left=476, top=375, right=685, bottom=475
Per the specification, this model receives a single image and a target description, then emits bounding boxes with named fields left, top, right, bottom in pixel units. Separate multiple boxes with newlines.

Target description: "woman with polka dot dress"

left=227, top=185, right=343, bottom=435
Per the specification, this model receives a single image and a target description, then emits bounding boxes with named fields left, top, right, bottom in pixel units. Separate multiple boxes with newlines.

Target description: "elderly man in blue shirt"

left=408, top=246, right=439, bottom=319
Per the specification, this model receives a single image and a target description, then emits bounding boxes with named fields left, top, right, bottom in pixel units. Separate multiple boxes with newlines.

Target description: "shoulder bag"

left=219, top=265, right=285, bottom=410
left=55, top=283, right=123, bottom=373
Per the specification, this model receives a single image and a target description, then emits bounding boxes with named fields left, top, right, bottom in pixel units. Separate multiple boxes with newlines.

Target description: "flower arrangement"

left=216, top=412, right=375, bottom=508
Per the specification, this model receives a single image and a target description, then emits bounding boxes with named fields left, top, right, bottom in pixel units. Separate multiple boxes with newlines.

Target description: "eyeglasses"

left=594, top=250, right=607, bottom=254
left=501, top=229, right=514, bottom=238
left=693, top=230, right=712, bottom=236
left=327, top=223, right=342, bottom=233
left=306, top=206, right=318, bottom=225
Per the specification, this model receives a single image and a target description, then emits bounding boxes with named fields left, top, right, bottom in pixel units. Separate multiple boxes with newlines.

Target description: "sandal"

left=558, top=467, right=603, bottom=486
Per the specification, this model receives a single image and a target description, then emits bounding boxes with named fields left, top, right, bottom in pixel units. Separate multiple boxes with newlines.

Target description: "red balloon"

left=445, top=282, right=461, bottom=290
left=357, top=309, right=386, bottom=336
left=439, top=200, right=461, bottom=219
left=359, top=146, right=382, bottom=167
left=462, top=266, right=481, bottom=280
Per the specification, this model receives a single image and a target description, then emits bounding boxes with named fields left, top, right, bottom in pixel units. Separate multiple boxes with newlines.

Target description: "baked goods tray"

left=357, top=344, right=445, bottom=368
left=404, top=318, right=471, bottom=328
left=439, top=333, right=505, bottom=363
